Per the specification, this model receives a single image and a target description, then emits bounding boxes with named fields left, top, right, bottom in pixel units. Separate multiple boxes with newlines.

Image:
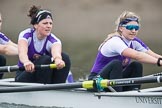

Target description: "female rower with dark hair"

left=15, top=5, right=71, bottom=84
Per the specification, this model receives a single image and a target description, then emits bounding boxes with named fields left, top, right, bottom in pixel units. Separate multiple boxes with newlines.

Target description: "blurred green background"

left=0, top=0, right=162, bottom=88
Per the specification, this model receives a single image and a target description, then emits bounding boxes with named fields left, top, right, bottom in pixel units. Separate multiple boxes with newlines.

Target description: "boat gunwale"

left=95, top=91, right=162, bottom=97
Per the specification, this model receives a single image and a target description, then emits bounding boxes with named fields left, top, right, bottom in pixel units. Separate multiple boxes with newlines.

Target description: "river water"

left=0, top=103, right=64, bottom=108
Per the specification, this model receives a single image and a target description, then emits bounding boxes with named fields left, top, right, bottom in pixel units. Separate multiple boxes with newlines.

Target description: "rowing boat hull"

left=0, top=89, right=162, bottom=108
left=0, top=78, right=162, bottom=108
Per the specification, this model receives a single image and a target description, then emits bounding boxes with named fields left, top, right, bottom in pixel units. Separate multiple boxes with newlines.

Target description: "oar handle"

left=35, top=64, right=57, bottom=70
left=0, top=64, right=57, bottom=73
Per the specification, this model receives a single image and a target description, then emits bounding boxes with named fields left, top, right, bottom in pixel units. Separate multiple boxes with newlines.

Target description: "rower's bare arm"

left=7, top=40, right=18, bottom=47
left=51, top=43, right=65, bottom=69
left=122, top=48, right=158, bottom=65
left=18, top=39, right=30, bottom=63
left=146, top=49, right=162, bottom=59
left=51, top=43, right=62, bottom=60
left=0, top=44, right=18, bottom=55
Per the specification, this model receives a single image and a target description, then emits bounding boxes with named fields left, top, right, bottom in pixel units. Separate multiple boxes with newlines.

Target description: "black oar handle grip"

left=0, top=64, right=57, bottom=73
left=0, top=66, right=21, bottom=72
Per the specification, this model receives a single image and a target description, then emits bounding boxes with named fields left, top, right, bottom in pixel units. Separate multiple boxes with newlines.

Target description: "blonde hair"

left=99, top=11, right=140, bottom=50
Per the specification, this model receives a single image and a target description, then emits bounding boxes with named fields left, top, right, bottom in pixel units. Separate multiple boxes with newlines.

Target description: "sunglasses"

left=122, top=25, right=140, bottom=31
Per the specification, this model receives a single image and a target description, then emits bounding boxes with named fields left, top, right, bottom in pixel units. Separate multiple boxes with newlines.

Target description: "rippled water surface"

left=0, top=103, right=68, bottom=108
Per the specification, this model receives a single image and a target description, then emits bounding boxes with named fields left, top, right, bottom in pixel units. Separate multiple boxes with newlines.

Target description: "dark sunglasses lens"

left=126, top=25, right=139, bottom=31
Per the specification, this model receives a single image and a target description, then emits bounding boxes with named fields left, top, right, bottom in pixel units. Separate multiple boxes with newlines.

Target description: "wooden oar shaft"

left=0, top=64, right=57, bottom=73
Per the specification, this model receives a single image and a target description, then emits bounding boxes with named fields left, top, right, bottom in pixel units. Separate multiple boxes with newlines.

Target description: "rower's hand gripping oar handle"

left=0, top=64, right=57, bottom=73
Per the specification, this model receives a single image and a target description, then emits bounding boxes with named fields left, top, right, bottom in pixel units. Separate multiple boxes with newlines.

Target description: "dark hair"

left=27, top=5, right=41, bottom=25
left=27, top=5, right=52, bottom=25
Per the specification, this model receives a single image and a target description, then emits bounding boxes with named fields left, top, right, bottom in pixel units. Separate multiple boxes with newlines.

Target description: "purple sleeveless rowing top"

left=0, top=32, right=9, bottom=44
left=91, top=36, right=148, bottom=73
left=18, top=29, right=59, bottom=67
